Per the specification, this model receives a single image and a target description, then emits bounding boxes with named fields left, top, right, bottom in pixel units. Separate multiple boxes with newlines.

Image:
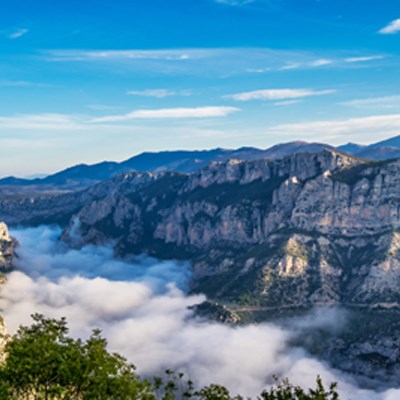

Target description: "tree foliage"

left=0, top=314, right=340, bottom=400
left=0, top=314, right=152, bottom=400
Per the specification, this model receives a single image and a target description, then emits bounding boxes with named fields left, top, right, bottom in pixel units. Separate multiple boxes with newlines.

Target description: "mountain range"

left=1, top=134, right=400, bottom=195
left=2, top=147, right=400, bottom=309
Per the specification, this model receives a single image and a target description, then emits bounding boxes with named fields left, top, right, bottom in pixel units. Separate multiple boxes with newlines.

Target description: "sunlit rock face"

left=0, top=222, right=17, bottom=271
left=56, top=150, right=400, bottom=307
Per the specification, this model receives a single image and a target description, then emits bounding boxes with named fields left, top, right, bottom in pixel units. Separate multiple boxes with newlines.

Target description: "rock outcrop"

left=0, top=222, right=17, bottom=271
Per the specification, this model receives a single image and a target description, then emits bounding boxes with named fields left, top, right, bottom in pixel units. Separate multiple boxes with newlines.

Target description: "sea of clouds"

left=1, top=225, right=399, bottom=400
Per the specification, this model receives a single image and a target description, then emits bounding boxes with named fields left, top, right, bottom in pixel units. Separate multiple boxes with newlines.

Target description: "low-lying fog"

left=1, top=225, right=399, bottom=400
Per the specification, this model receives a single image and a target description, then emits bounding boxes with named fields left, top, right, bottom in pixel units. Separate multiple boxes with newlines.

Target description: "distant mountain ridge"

left=338, top=134, right=400, bottom=160
left=0, top=141, right=334, bottom=194
left=2, top=134, right=400, bottom=195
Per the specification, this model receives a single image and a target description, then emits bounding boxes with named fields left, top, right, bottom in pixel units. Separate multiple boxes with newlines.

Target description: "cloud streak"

left=91, top=106, right=240, bottom=122
left=215, top=0, right=254, bottom=6
left=0, top=114, right=87, bottom=131
left=127, top=89, right=192, bottom=98
left=43, top=48, right=388, bottom=76
left=226, top=88, right=335, bottom=101
left=344, top=55, right=385, bottom=63
left=8, top=28, right=29, bottom=39
left=340, top=95, right=400, bottom=109
left=44, top=49, right=197, bottom=62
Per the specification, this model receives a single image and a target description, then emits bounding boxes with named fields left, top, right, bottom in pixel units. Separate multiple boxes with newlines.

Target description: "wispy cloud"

left=8, top=28, right=29, bottom=39
left=245, top=67, right=272, bottom=73
left=44, top=49, right=196, bottom=62
left=226, top=88, right=335, bottom=101
left=344, top=55, right=385, bottom=63
left=0, top=107, right=239, bottom=130
left=278, top=62, right=302, bottom=71
left=0, top=114, right=87, bottom=131
left=87, top=104, right=124, bottom=111
left=310, top=59, right=333, bottom=67
left=215, top=0, right=254, bottom=5
left=339, top=95, right=400, bottom=109
left=91, top=106, right=240, bottom=123
left=274, top=100, right=301, bottom=106
left=282, top=56, right=383, bottom=70
left=0, top=80, right=34, bottom=87
left=127, top=89, right=192, bottom=98
left=378, top=19, right=400, bottom=35
left=268, top=114, right=400, bottom=143
left=43, top=48, right=390, bottom=78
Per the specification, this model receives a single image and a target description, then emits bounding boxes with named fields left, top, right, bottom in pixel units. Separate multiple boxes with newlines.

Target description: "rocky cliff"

left=4, top=150, right=400, bottom=308
left=50, top=149, right=395, bottom=308
left=0, top=172, right=158, bottom=226
left=0, top=222, right=17, bottom=271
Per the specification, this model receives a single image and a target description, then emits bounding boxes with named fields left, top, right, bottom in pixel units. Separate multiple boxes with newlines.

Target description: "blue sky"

left=1, top=0, right=400, bottom=176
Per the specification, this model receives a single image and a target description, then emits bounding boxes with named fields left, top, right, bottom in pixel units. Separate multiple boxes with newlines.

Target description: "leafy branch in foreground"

left=0, top=314, right=340, bottom=400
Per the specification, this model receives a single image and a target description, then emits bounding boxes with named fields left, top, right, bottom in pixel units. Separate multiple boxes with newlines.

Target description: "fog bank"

left=0, top=225, right=399, bottom=400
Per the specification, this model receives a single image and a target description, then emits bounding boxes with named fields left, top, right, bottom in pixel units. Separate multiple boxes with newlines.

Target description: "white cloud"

left=8, top=28, right=29, bottom=39
left=215, top=0, right=254, bottom=5
left=278, top=59, right=333, bottom=70
left=310, top=59, right=333, bottom=67
left=268, top=114, right=400, bottom=143
left=278, top=56, right=383, bottom=70
left=127, top=89, right=191, bottom=98
left=340, top=95, right=400, bottom=109
left=91, top=106, right=240, bottom=123
left=345, top=55, right=385, bottom=63
left=45, top=49, right=197, bottom=62
left=226, top=88, right=335, bottom=101
left=379, top=19, right=400, bottom=34
left=2, top=225, right=399, bottom=400
left=274, top=100, right=301, bottom=106
left=43, top=48, right=389, bottom=78
left=245, top=67, right=272, bottom=73
left=279, top=62, right=302, bottom=71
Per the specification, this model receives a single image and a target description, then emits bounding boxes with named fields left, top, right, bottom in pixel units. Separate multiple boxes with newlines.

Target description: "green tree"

left=0, top=314, right=152, bottom=400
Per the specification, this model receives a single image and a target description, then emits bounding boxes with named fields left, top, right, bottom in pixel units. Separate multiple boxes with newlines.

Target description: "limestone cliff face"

left=59, top=149, right=400, bottom=307
left=0, top=222, right=17, bottom=271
